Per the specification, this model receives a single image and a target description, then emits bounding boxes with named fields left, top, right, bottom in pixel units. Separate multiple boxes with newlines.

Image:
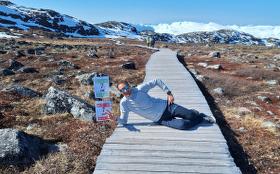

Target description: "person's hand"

left=167, top=94, right=174, bottom=105
left=104, top=110, right=115, bottom=120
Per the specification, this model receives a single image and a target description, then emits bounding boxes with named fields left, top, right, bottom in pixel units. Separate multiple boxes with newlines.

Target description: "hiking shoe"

left=199, top=113, right=216, bottom=124
left=203, top=116, right=216, bottom=124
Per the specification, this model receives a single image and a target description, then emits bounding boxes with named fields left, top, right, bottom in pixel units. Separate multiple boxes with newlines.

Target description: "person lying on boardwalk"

left=108, top=79, right=216, bottom=130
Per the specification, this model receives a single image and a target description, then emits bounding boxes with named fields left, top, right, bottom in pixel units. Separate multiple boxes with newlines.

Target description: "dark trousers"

left=157, top=103, right=204, bottom=130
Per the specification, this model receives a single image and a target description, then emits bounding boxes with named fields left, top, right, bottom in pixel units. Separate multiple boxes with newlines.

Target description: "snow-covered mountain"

left=0, top=1, right=99, bottom=36
left=177, top=29, right=268, bottom=46
left=0, top=1, right=280, bottom=47
left=96, top=21, right=141, bottom=39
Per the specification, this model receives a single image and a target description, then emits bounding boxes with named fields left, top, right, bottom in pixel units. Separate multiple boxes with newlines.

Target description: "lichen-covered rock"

left=2, top=84, right=41, bottom=98
left=0, top=128, right=57, bottom=165
left=43, top=87, right=95, bottom=121
left=75, top=72, right=97, bottom=85
left=58, top=60, right=79, bottom=69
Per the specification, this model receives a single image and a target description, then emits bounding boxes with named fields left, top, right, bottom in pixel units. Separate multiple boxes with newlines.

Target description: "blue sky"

left=11, top=0, right=280, bottom=25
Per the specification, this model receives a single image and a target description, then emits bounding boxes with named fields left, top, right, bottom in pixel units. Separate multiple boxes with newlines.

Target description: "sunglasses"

left=119, top=84, right=130, bottom=93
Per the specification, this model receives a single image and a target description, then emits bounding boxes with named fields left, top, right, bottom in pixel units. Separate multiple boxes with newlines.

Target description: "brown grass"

left=234, top=68, right=280, bottom=81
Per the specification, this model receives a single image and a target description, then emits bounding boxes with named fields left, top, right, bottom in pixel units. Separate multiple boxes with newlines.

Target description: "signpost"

left=93, top=75, right=110, bottom=98
left=95, top=100, right=112, bottom=121
left=93, top=75, right=112, bottom=121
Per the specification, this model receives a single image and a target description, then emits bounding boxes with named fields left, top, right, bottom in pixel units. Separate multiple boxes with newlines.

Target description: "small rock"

left=26, top=124, right=37, bottom=131
left=257, top=96, right=272, bottom=103
left=265, top=80, right=278, bottom=86
left=75, top=72, right=97, bottom=85
left=27, top=48, right=35, bottom=55
left=0, top=50, right=7, bottom=54
left=209, top=51, right=221, bottom=58
left=197, top=62, right=208, bottom=68
left=237, top=107, right=251, bottom=116
left=265, top=64, right=277, bottom=70
left=252, top=107, right=262, bottom=112
left=266, top=111, right=274, bottom=115
left=237, top=127, right=246, bottom=133
left=16, top=50, right=26, bottom=57
left=261, top=121, right=276, bottom=129
left=87, top=47, right=99, bottom=58
left=8, top=59, right=24, bottom=71
left=18, top=67, right=39, bottom=73
left=246, top=77, right=254, bottom=80
left=273, top=54, right=280, bottom=60
left=0, top=68, right=15, bottom=76
left=34, top=47, right=45, bottom=55
left=51, top=75, right=66, bottom=85
left=212, top=87, right=224, bottom=95
left=58, top=60, right=79, bottom=69
left=122, top=61, right=136, bottom=70
left=207, top=64, right=223, bottom=70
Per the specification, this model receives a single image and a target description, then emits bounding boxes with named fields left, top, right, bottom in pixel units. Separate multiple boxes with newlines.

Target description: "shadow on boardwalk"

left=177, top=53, right=257, bottom=174
left=119, top=122, right=213, bottom=132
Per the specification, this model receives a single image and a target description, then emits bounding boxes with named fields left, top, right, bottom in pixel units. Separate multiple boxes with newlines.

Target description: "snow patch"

left=0, top=32, right=19, bottom=38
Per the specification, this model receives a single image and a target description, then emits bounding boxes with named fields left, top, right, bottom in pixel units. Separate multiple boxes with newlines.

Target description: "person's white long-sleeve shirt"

left=118, top=79, right=170, bottom=125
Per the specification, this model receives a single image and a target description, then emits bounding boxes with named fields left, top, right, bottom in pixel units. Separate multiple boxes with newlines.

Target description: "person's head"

left=117, top=81, right=131, bottom=97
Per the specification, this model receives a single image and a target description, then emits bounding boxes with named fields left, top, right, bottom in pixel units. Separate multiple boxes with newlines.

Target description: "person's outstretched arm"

left=137, top=79, right=174, bottom=105
left=137, top=79, right=170, bottom=93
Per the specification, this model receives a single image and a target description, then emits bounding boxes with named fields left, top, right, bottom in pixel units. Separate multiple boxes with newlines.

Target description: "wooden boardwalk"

left=94, top=49, right=241, bottom=174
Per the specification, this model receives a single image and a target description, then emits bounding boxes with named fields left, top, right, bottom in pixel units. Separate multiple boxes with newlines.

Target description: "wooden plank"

left=97, top=155, right=236, bottom=167
left=99, top=149, right=234, bottom=160
left=110, top=132, right=225, bottom=139
left=107, top=136, right=226, bottom=143
left=102, top=144, right=228, bottom=153
left=95, top=163, right=240, bottom=174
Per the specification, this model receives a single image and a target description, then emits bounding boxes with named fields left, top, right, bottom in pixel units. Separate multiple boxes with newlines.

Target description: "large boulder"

left=0, top=128, right=57, bottom=165
left=2, top=84, right=41, bottom=98
left=43, top=87, right=96, bottom=121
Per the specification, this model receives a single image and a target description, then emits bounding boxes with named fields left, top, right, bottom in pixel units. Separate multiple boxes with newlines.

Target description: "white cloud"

left=146, top=21, right=280, bottom=39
